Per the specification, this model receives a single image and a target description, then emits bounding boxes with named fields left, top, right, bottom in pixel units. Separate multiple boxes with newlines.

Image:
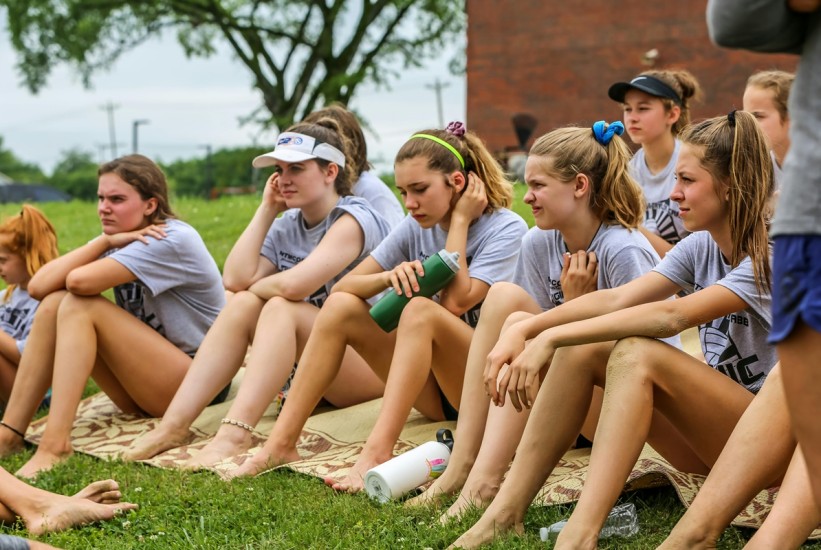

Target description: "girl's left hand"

left=106, top=224, right=168, bottom=249
left=452, top=172, right=488, bottom=222
left=495, top=331, right=556, bottom=411
left=561, top=251, right=598, bottom=301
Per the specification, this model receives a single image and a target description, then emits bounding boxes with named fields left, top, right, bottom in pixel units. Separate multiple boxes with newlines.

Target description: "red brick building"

left=466, top=1, right=798, bottom=155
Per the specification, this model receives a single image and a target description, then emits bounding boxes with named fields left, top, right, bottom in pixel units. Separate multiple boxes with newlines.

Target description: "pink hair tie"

left=445, top=121, right=466, bottom=137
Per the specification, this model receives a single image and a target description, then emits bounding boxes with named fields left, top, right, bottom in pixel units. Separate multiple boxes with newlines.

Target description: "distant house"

left=0, top=171, right=72, bottom=203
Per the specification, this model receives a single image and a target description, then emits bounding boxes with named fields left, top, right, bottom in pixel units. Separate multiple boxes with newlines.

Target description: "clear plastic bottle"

left=539, top=502, right=639, bottom=543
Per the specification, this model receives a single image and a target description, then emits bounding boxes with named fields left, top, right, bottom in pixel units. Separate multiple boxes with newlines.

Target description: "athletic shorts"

left=768, top=235, right=821, bottom=344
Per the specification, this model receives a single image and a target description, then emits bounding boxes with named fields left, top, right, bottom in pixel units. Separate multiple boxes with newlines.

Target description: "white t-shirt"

left=629, top=139, right=689, bottom=244
left=108, top=219, right=226, bottom=355
left=370, top=208, right=528, bottom=326
left=0, top=287, right=39, bottom=355
left=653, top=231, right=776, bottom=393
left=354, top=171, right=406, bottom=229
left=260, top=195, right=392, bottom=308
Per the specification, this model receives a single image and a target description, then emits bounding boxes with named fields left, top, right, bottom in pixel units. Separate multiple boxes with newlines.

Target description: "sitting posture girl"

left=225, top=122, right=528, bottom=483
left=743, top=69, right=793, bottom=189
left=452, top=111, right=777, bottom=549
left=410, top=122, right=666, bottom=521
left=124, top=119, right=392, bottom=467
left=0, top=206, right=58, bottom=406
left=1, top=155, right=225, bottom=478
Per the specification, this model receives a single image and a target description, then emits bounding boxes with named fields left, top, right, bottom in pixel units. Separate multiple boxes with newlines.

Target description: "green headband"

left=409, top=134, right=465, bottom=168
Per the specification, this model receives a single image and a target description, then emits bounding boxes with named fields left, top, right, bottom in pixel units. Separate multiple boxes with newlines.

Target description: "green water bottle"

left=369, top=249, right=461, bottom=332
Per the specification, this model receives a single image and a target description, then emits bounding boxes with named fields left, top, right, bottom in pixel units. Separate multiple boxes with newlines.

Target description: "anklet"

left=0, top=421, right=25, bottom=440
left=220, top=418, right=255, bottom=433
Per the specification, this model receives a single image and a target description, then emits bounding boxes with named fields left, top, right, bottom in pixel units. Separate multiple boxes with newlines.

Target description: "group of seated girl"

left=0, top=67, right=805, bottom=548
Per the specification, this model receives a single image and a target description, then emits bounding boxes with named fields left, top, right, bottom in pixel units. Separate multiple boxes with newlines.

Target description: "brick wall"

left=467, top=0, right=798, bottom=155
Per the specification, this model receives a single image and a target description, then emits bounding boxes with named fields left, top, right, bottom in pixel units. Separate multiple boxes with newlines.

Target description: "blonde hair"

left=303, top=104, right=371, bottom=180
left=395, top=128, right=513, bottom=211
left=529, top=124, right=644, bottom=228
left=679, top=111, right=773, bottom=292
left=0, top=205, right=59, bottom=302
left=746, top=70, right=795, bottom=122
left=640, top=69, right=703, bottom=136
left=285, top=119, right=355, bottom=196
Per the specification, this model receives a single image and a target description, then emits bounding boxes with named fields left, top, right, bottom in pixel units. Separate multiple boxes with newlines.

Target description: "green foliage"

left=0, top=136, right=46, bottom=182
left=48, top=148, right=99, bottom=200
left=0, top=0, right=466, bottom=131
left=161, top=146, right=271, bottom=197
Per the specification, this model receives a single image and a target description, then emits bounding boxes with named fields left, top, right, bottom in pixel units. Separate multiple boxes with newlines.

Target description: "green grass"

left=0, top=190, right=810, bottom=548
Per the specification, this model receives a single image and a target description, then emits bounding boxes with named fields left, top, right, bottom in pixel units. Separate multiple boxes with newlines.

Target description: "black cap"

left=608, top=75, right=682, bottom=105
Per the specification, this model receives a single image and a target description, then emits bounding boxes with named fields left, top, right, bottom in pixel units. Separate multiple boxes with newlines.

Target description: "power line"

left=100, top=102, right=120, bottom=158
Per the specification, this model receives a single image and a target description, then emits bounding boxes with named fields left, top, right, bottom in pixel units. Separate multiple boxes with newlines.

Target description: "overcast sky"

left=0, top=26, right=465, bottom=176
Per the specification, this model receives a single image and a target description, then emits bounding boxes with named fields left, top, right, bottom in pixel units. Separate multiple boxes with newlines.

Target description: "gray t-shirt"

left=108, top=219, right=225, bottom=356
left=354, top=171, right=406, bottom=229
left=707, top=0, right=821, bottom=236
left=513, top=224, right=660, bottom=310
left=370, top=208, right=528, bottom=326
left=653, top=231, right=776, bottom=393
left=0, top=287, right=38, bottom=355
left=260, top=195, right=392, bottom=308
left=0, top=535, right=29, bottom=550
left=629, top=139, right=689, bottom=244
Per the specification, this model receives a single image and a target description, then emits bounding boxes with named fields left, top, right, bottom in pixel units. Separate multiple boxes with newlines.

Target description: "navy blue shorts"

left=768, top=235, right=821, bottom=344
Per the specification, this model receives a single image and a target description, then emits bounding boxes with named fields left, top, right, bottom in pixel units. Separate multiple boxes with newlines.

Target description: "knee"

left=222, top=290, right=265, bottom=318
left=606, top=337, right=655, bottom=380
left=260, top=295, right=292, bottom=315
left=33, top=290, right=68, bottom=321
left=484, top=283, right=531, bottom=313
left=396, top=296, right=440, bottom=330
left=55, top=293, right=97, bottom=321
left=317, top=291, right=367, bottom=324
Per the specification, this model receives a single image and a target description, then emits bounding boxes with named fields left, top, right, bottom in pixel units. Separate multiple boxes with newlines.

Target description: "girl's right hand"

left=383, top=260, right=425, bottom=298
left=106, top=224, right=168, bottom=249
left=262, top=173, right=287, bottom=212
left=560, top=251, right=598, bottom=301
left=484, top=323, right=527, bottom=404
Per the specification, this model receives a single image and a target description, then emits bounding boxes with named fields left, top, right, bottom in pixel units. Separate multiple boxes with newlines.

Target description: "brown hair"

left=679, top=111, right=773, bottom=292
left=284, top=119, right=355, bottom=196
left=0, top=205, right=59, bottom=302
left=394, top=128, right=513, bottom=211
left=98, top=155, right=175, bottom=223
left=746, top=70, right=795, bottom=122
left=303, top=104, right=371, bottom=180
left=529, top=124, right=644, bottom=228
left=640, top=69, right=703, bottom=136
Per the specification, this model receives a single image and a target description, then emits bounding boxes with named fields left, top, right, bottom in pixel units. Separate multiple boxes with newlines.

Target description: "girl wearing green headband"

left=225, top=125, right=528, bottom=485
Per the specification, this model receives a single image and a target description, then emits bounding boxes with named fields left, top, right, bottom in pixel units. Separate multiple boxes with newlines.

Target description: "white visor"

left=252, top=132, right=346, bottom=168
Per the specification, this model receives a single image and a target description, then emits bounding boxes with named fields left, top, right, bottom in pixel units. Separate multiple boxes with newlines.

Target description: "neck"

left=559, top=209, right=602, bottom=252
left=302, top=192, right=340, bottom=227
left=18, top=280, right=28, bottom=291
left=641, top=134, right=676, bottom=174
left=710, top=222, right=736, bottom=264
left=772, top=142, right=789, bottom=168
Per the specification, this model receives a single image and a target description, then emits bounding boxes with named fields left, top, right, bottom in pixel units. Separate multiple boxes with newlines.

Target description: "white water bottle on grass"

left=364, top=429, right=454, bottom=503
left=539, top=502, right=639, bottom=543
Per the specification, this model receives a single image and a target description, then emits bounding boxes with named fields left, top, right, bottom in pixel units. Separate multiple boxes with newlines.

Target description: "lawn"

left=0, top=189, right=807, bottom=549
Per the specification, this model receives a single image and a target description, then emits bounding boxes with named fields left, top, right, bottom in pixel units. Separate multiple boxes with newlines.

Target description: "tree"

left=1, top=0, right=465, bottom=130
left=163, top=145, right=269, bottom=197
left=0, top=136, right=46, bottom=183
left=48, top=149, right=99, bottom=200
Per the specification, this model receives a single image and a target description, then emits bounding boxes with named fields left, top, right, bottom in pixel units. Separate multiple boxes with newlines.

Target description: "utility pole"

left=100, top=102, right=120, bottom=158
left=132, top=119, right=150, bottom=153
left=425, top=78, right=450, bottom=128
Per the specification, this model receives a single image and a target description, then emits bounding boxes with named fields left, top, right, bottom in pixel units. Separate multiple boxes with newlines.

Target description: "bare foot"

left=324, top=451, right=391, bottom=493
left=73, top=480, right=122, bottom=505
left=23, top=494, right=138, bottom=535
left=553, top=521, right=599, bottom=550
left=448, top=511, right=523, bottom=549
left=221, top=444, right=300, bottom=480
left=122, top=424, right=193, bottom=461
left=16, top=448, right=73, bottom=479
left=405, top=462, right=471, bottom=508
left=0, top=426, right=26, bottom=458
left=657, top=521, right=719, bottom=549
left=184, top=427, right=254, bottom=470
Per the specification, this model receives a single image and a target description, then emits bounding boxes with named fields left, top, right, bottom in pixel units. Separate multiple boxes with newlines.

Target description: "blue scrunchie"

left=592, top=121, right=625, bottom=146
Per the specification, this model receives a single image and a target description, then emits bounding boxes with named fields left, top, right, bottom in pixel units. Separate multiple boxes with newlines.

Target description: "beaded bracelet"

left=220, top=418, right=254, bottom=433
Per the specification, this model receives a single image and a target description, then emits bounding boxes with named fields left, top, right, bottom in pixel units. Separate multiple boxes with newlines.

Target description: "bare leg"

left=555, top=338, right=754, bottom=550
left=778, top=320, right=821, bottom=507
left=225, top=292, right=394, bottom=479
left=0, top=352, right=19, bottom=404
left=449, top=340, right=614, bottom=549
left=187, top=298, right=329, bottom=468
left=123, top=291, right=265, bottom=461
left=0, top=292, right=66, bottom=457
left=660, top=364, right=793, bottom=549
left=0, top=467, right=137, bottom=535
left=18, top=295, right=191, bottom=478
left=406, top=283, right=542, bottom=509
left=745, top=445, right=821, bottom=550
left=327, top=297, right=474, bottom=492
